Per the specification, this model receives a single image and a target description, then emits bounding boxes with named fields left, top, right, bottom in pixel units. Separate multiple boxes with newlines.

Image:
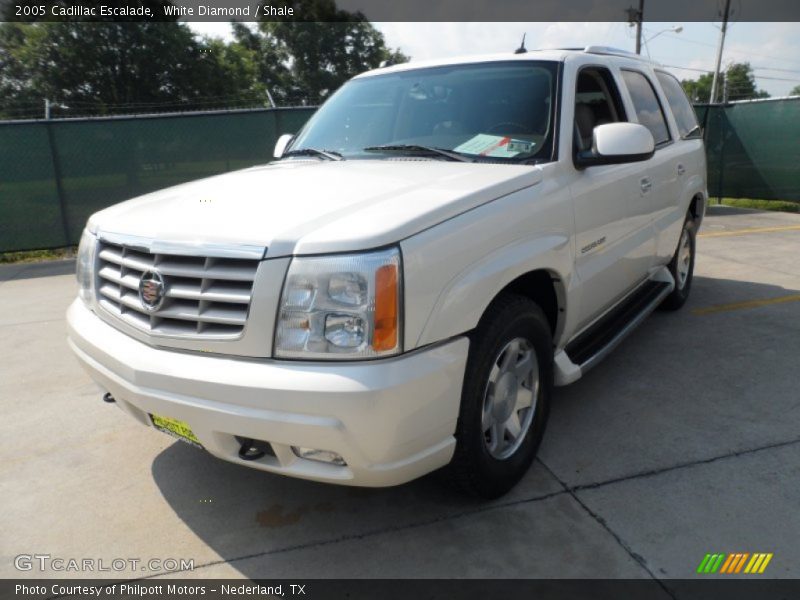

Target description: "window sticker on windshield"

left=507, top=140, right=534, bottom=153
left=454, top=134, right=534, bottom=157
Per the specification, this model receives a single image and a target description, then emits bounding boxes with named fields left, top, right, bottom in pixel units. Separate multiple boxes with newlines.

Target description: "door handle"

left=640, top=177, right=652, bottom=194
left=677, top=164, right=686, bottom=176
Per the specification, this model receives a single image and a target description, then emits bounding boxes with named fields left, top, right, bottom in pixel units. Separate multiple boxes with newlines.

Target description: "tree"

left=681, top=63, right=769, bottom=103
left=0, top=23, right=42, bottom=119
left=724, top=63, right=770, bottom=101
left=239, top=0, right=409, bottom=105
left=0, top=20, right=260, bottom=118
left=681, top=72, right=714, bottom=103
left=229, top=22, right=290, bottom=105
left=790, top=85, right=800, bottom=96
left=0, top=1, right=409, bottom=119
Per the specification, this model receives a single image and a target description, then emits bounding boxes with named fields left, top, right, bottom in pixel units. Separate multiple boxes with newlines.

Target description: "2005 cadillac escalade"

left=67, top=46, right=707, bottom=498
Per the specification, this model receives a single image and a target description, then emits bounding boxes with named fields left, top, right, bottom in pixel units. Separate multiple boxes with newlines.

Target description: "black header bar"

left=4, top=579, right=800, bottom=600
left=2, top=0, right=800, bottom=22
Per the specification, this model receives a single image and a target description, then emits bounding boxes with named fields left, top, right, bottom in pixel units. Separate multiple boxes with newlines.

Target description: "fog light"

left=292, top=446, right=346, bottom=466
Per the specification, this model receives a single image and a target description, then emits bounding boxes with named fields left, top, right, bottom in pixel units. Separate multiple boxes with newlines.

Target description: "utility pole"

left=710, top=0, right=732, bottom=104
left=627, top=1, right=645, bottom=54
left=635, top=0, right=644, bottom=55
left=44, top=98, right=51, bottom=120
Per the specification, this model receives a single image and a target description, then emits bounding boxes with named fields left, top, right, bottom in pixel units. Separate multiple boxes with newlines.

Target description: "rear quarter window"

left=655, top=71, right=701, bottom=139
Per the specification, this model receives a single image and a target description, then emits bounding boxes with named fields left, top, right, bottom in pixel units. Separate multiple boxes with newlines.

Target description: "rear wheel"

left=660, top=215, right=696, bottom=311
left=447, top=294, right=552, bottom=498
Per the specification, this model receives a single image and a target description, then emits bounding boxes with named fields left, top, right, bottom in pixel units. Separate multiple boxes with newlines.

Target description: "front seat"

left=574, top=103, right=597, bottom=152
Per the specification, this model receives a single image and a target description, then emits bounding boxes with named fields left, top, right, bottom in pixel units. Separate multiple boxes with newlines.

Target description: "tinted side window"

left=621, top=70, right=670, bottom=145
left=655, top=71, right=701, bottom=138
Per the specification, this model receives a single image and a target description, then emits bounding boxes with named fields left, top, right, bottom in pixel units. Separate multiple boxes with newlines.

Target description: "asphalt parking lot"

left=1, top=205, right=799, bottom=585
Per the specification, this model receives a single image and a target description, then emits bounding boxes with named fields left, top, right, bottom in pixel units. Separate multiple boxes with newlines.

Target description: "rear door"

left=619, top=68, right=683, bottom=268
left=653, top=70, right=706, bottom=263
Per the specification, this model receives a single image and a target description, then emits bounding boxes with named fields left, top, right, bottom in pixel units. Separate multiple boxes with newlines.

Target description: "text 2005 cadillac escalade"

left=68, top=47, right=707, bottom=497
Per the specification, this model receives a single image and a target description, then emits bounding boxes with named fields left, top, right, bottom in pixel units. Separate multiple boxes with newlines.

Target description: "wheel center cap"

left=492, top=372, right=518, bottom=421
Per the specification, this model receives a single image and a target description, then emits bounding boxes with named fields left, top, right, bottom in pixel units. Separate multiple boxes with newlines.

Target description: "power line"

left=661, top=33, right=717, bottom=49
left=661, top=32, right=800, bottom=67
left=751, top=66, right=800, bottom=76
left=660, top=64, right=711, bottom=74
left=661, top=63, right=800, bottom=84
left=749, top=74, right=800, bottom=83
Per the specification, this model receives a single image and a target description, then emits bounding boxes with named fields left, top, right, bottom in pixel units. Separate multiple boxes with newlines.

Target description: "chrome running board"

left=554, top=267, right=675, bottom=385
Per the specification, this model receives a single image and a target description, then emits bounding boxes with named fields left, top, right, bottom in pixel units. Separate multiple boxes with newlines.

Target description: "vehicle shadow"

left=150, top=441, right=499, bottom=577
left=151, top=274, right=800, bottom=578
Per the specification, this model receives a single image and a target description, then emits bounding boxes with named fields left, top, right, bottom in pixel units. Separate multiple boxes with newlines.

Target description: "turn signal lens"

left=76, top=229, right=96, bottom=305
left=373, top=264, right=398, bottom=351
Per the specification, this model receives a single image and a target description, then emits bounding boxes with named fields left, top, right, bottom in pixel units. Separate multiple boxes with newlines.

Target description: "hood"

left=90, top=159, right=543, bottom=257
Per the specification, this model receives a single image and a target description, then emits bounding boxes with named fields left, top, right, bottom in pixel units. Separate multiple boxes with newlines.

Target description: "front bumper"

left=67, top=300, right=469, bottom=487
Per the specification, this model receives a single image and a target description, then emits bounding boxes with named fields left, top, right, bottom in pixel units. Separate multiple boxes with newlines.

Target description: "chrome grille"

left=96, top=240, right=259, bottom=338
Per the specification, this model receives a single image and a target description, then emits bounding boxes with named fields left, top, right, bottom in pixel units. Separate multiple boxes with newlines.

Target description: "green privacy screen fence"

left=0, top=107, right=315, bottom=253
left=2, top=99, right=799, bottom=253
left=697, top=97, right=800, bottom=204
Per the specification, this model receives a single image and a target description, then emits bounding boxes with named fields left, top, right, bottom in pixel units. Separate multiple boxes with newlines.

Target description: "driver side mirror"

left=575, top=122, right=655, bottom=168
left=273, top=133, right=294, bottom=159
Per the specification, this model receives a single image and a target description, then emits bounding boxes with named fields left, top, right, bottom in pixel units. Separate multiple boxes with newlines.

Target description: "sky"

left=188, top=21, right=800, bottom=97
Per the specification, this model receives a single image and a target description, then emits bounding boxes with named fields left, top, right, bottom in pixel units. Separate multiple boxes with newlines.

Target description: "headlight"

left=275, top=247, right=402, bottom=359
left=75, top=229, right=96, bottom=305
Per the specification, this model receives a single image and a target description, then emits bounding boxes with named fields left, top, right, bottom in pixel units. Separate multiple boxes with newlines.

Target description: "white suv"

left=68, top=47, right=706, bottom=497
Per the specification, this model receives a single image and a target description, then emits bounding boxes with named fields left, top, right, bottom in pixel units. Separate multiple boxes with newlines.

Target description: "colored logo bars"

left=697, top=553, right=773, bottom=574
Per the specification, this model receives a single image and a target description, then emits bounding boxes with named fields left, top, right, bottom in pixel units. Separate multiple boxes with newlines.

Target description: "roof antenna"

left=515, top=33, right=527, bottom=54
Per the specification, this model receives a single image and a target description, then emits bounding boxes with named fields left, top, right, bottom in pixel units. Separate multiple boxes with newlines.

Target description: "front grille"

left=95, top=240, right=259, bottom=338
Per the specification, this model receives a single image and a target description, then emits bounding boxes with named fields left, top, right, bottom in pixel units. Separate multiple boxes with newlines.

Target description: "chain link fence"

left=2, top=99, right=799, bottom=253
left=0, top=107, right=315, bottom=253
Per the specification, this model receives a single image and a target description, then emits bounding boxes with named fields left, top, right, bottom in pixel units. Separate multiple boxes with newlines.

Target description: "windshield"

left=289, top=61, right=559, bottom=163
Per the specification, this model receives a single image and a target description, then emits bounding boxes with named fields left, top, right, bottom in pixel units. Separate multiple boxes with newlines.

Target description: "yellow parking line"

left=698, top=224, right=800, bottom=238
left=693, top=294, right=800, bottom=315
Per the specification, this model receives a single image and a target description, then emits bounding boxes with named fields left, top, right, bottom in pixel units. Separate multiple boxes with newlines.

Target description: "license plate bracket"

left=149, top=413, right=203, bottom=448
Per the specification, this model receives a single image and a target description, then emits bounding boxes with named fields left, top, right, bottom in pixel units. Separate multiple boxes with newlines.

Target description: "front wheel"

left=660, top=215, right=696, bottom=311
left=446, top=294, right=552, bottom=498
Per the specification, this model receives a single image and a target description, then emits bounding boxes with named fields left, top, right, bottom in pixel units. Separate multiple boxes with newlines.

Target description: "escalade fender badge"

left=581, top=236, right=606, bottom=254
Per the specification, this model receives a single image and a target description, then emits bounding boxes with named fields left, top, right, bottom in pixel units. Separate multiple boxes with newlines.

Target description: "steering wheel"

left=486, top=121, right=528, bottom=135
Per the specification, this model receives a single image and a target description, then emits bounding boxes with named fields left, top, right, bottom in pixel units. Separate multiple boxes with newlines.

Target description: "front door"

left=569, top=66, right=655, bottom=331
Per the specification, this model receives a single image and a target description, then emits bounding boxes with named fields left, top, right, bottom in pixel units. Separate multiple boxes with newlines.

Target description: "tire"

left=446, top=294, right=552, bottom=498
left=660, top=214, right=696, bottom=311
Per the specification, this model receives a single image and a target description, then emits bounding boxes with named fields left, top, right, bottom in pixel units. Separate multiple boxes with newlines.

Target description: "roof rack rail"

left=583, top=46, right=650, bottom=61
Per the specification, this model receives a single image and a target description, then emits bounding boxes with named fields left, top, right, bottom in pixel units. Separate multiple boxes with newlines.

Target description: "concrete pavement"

left=1, top=205, right=799, bottom=586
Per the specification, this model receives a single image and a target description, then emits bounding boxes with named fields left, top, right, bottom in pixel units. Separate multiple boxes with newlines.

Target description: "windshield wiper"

left=282, top=147, right=344, bottom=161
left=363, top=144, right=474, bottom=163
